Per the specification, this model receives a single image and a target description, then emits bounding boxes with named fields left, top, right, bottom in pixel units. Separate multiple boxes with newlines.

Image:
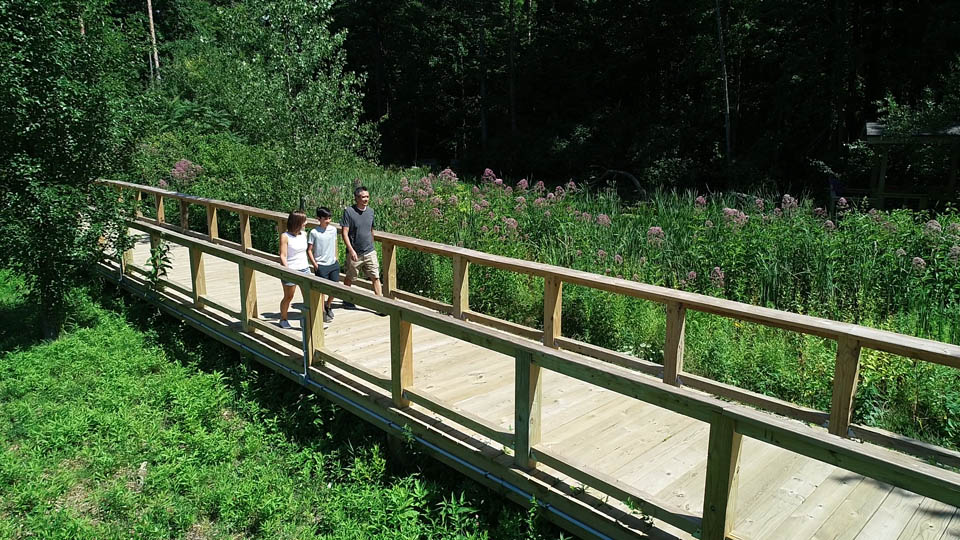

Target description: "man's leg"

left=372, top=278, right=382, bottom=296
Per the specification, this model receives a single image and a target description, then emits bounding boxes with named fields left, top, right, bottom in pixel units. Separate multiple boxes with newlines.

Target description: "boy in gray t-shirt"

left=307, top=206, right=339, bottom=323
left=341, top=186, right=383, bottom=305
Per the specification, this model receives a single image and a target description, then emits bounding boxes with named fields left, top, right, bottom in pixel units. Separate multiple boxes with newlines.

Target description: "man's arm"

left=341, top=223, right=357, bottom=262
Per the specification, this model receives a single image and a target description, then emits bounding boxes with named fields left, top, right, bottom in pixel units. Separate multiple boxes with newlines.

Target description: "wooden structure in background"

left=836, top=122, right=960, bottom=210
left=98, top=180, right=960, bottom=540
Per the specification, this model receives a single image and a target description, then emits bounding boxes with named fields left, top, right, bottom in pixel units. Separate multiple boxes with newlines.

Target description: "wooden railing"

left=100, top=179, right=960, bottom=540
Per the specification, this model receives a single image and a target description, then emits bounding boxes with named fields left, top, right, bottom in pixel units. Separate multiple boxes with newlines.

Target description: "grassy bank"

left=0, top=271, right=567, bottom=539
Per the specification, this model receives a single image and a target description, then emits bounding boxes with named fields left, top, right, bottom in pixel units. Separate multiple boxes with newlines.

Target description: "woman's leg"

left=280, top=283, right=296, bottom=320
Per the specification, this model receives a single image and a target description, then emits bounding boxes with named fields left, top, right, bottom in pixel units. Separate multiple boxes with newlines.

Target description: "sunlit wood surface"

left=123, top=232, right=960, bottom=540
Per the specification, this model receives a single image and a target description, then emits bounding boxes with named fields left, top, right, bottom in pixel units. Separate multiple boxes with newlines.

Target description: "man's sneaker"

left=325, top=306, right=335, bottom=320
left=323, top=311, right=333, bottom=324
left=341, top=301, right=356, bottom=309
left=279, top=319, right=292, bottom=329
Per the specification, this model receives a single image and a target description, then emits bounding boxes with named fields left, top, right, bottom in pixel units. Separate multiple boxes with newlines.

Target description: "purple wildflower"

left=448, top=195, right=459, bottom=205
left=687, top=270, right=697, bottom=281
left=534, top=197, right=547, bottom=207
left=837, top=197, right=849, bottom=210
left=482, top=168, right=497, bottom=183
left=705, top=220, right=714, bottom=228
left=481, top=225, right=489, bottom=233
left=824, top=220, right=836, bottom=231
left=503, top=217, right=519, bottom=230
left=723, top=208, right=749, bottom=227
left=438, top=168, right=458, bottom=182
left=912, top=257, right=927, bottom=270
left=647, top=226, right=665, bottom=246
left=596, top=214, right=612, bottom=227
left=895, top=248, right=907, bottom=257
left=597, top=249, right=607, bottom=260
left=494, top=178, right=504, bottom=186
left=544, top=210, right=551, bottom=217
left=472, top=186, right=480, bottom=195
left=170, top=159, right=202, bottom=184
left=814, top=207, right=827, bottom=218
left=773, top=208, right=783, bottom=217
left=400, top=177, right=409, bottom=187
left=517, top=179, right=529, bottom=191
left=948, top=223, right=960, bottom=234
left=493, top=225, right=501, bottom=234
left=950, top=246, right=960, bottom=263
left=505, top=186, right=513, bottom=194
left=488, top=212, right=495, bottom=219
left=431, top=195, right=442, bottom=206
left=430, top=208, right=443, bottom=219
left=695, top=195, right=707, bottom=207
left=547, top=192, right=556, bottom=200
left=158, top=179, right=169, bottom=189
left=479, top=199, right=490, bottom=208
left=925, top=220, right=943, bottom=235
left=782, top=194, right=798, bottom=211
left=401, top=198, right=415, bottom=208
left=614, top=254, right=623, bottom=265
left=421, top=176, right=433, bottom=188
left=533, top=181, right=546, bottom=192
left=516, top=196, right=526, bottom=205
left=416, top=188, right=428, bottom=199
left=710, top=267, right=725, bottom=288
left=755, top=198, right=765, bottom=211
left=472, top=203, right=482, bottom=212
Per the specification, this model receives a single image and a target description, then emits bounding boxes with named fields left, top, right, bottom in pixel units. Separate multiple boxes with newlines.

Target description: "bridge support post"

left=543, top=276, right=562, bottom=348
left=238, top=261, right=257, bottom=333
left=206, top=205, right=218, bottom=241
left=453, top=256, right=469, bottom=319
left=155, top=194, right=165, bottom=224
left=179, top=200, right=189, bottom=231
left=702, top=414, right=742, bottom=540
left=514, top=350, right=542, bottom=469
left=829, top=337, right=862, bottom=437
left=189, top=246, right=206, bottom=308
left=382, top=241, right=397, bottom=298
left=302, top=284, right=324, bottom=369
left=663, top=302, right=686, bottom=385
left=391, top=314, right=413, bottom=407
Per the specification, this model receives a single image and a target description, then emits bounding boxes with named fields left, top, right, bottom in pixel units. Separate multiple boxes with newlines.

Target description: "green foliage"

left=0, top=275, right=564, bottom=539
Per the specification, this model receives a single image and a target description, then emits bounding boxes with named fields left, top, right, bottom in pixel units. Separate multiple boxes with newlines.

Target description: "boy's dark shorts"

left=315, top=261, right=340, bottom=282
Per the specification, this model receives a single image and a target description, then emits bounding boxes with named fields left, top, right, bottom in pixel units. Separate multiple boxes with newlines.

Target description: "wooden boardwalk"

left=97, top=181, right=960, bottom=540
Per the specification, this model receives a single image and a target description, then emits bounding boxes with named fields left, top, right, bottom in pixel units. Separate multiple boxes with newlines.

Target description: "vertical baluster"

left=663, top=302, right=686, bottom=385
left=206, top=205, right=218, bottom=242
left=829, top=337, right=862, bottom=437
left=452, top=255, right=470, bottom=319
left=155, top=194, right=165, bottom=224
left=301, top=284, right=324, bottom=371
left=237, top=212, right=258, bottom=331
left=514, top=350, right=542, bottom=469
left=702, top=414, right=742, bottom=540
left=381, top=241, right=397, bottom=298
left=390, top=313, right=413, bottom=407
left=134, top=190, right=143, bottom=218
left=543, top=275, right=562, bottom=348
left=179, top=199, right=189, bottom=231
left=189, top=246, right=206, bottom=308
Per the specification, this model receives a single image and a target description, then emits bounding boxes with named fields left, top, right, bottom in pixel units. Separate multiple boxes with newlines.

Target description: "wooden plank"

left=853, top=487, right=923, bottom=539
left=248, top=317, right=301, bottom=348
left=896, top=496, right=954, bottom=540
left=463, top=311, right=543, bottom=341
left=390, top=314, right=413, bottom=407
left=701, top=413, right=743, bottom=540
left=393, top=289, right=453, bottom=314
left=830, top=337, right=862, bottom=437
left=942, top=508, right=960, bottom=540
left=663, top=302, right=686, bottom=386
left=811, top=477, right=892, bottom=539
left=515, top=350, right=542, bottom=469
left=382, top=240, right=397, bottom=298
left=238, top=261, right=258, bottom=333
left=179, top=199, right=189, bottom=231
left=555, top=336, right=663, bottom=377
left=302, top=285, right=324, bottom=369
left=316, top=349, right=391, bottom=391
left=189, top=245, right=206, bottom=308
left=404, top=387, right=513, bottom=447
left=728, top=405, right=960, bottom=508
left=543, top=275, right=562, bottom=348
left=452, top=255, right=470, bottom=319
left=206, top=205, right=218, bottom=241
left=197, top=295, right=240, bottom=319
left=532, top=445, right=702, bottom=535
left=155, top=194, right=165, bottom=224
left=680, top=371, right=829, bottom=425
left=850, top=424, right=960, bottom=470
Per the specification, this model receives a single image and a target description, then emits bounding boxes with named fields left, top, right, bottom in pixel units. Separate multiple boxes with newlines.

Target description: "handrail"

left=110, top=199, right=960, bottom=540
left=105, top=182, right=960, bottom=538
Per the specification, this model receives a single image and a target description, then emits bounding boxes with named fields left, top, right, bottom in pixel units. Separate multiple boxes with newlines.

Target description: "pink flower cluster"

left=722, top=207, right=748, bottom=227
left=647, top=226, right=665, bottom=246
left=171, top=159, right=203, bottom=184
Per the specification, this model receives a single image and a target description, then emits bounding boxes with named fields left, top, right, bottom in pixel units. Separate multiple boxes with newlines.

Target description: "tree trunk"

left=715, top=0, right=732, bottom=163
left=508, top=0, right=518, bottom=135
left=146, top=0, right=161, bottom=80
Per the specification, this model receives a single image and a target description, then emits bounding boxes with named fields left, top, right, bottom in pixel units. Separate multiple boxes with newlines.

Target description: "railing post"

left=206, top=205, right=218, bottom=242
left=238, top=261, right=257, bottom=333
left=829, top=337, right=862, bottom=437
left=514, top=350, right=542, bottom=469
left=277, top=218, right=286, bottom=237
left=390, top=313, right=413, bottom=407
left=301, top=284, right=324, bottom=370
left=155, top=194, right=165, bottom=224
left=543, top=275, right=562, bottom=348
left=134, top=190, right=143, bottom=218
left=702, top=413, right=743, bottom=540
left=239, top=212, right=253, bottom=253
left=452, top=255, right=470, bottom=319
left=179, top=199, right=189, bottom=231
left=663, top=302, right=686, bottom=386
left=189, top=246, right=206, bottom=308
left=381, top=241, right=397, bottom=298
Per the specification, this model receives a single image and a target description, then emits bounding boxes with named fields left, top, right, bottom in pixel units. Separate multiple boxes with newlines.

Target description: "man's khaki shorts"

left=346, top=250, right=380, bottom=281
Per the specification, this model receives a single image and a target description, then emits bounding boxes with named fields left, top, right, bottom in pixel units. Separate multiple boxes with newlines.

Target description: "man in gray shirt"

left=341, top=186, right=383, bottom=303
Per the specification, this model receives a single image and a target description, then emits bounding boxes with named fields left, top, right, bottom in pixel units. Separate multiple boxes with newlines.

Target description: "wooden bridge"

left=96, top=180, right=960, bottom=540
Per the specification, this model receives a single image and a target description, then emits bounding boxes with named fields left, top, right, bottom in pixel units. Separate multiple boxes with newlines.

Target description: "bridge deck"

left=118, top=232, right=960, bottom=540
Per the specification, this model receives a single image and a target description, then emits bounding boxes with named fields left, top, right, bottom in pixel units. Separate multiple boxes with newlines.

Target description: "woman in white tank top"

left=279, top=210, right=309, bottom=329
